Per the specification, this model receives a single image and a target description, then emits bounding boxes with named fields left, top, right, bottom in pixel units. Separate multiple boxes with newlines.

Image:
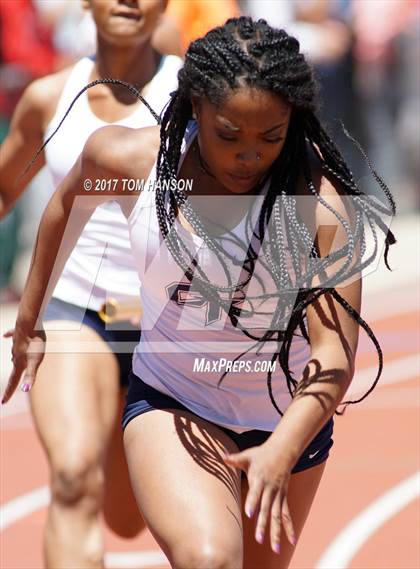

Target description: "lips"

left=228, top=171, right=259, bottom=181
left=226, top=172, right=260, bottom=191
left=228, top=171, right=257, bottom=179
left=112, top=9, right=141, bottom=21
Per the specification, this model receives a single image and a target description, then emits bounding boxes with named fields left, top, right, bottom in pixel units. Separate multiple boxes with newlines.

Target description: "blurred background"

left=1, top=2, right=419, bottom=568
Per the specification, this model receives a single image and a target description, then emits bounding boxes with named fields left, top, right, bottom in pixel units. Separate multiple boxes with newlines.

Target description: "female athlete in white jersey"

left=0, top=1, right=181, bottom=566
left=3, top=16, right=395, bottom=569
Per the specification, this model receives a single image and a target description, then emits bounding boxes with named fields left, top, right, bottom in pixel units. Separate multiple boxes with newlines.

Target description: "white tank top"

left=44, top=55, right=182, bottom=310
left=128, top=122, right=311, bottom=433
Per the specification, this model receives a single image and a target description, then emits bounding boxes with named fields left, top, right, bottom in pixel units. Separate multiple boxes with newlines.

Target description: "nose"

left=236, top=149, right=261, bottom=164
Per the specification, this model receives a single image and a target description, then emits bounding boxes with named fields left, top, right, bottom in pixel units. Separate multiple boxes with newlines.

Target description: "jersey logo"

left=165, top=281, right=245, bottom=326
left=165, top=282, right=222, bottom=325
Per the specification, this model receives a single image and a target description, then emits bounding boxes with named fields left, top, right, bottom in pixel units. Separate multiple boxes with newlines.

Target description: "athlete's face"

left=192, top=87, right=292, bottom=194
left=83, top=0, right=167, bottom=46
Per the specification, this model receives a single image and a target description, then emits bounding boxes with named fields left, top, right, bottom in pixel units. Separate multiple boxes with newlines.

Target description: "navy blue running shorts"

left=43, top=297, right=140, bottom=387
left=123, top=371, right=334, bottom=474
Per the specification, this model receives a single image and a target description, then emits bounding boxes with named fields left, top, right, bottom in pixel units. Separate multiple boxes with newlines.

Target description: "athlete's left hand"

left=1, top=324, right=46, bottom=404
left=222, top=444, right=296, bottom=553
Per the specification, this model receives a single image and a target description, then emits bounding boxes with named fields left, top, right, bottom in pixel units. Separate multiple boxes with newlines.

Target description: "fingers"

left=268, top=494, right=295, bottom=554
left=224, top=450, right=267, bottom=521
left=251, top=488, right=296, bottom=555
left=18, top=336, right=46, bottom=395
left=2, top=333, right=45, bottom=404
left=244, top=476, right=264, bottom=519
left=3, top=329, right=15, bottom=338
left=255, top=486, right=275, bottom=545
left=281, top=495, right=296, bottom=547
left=270, top=491, right=282, bottom=554
left=20, top=354, right=40, bottom=393
left=1, top=364, right=25, bottom=404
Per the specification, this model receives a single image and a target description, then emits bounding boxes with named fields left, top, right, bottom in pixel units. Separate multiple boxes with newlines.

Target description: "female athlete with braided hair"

left=3, top=17, right=395, bottom=568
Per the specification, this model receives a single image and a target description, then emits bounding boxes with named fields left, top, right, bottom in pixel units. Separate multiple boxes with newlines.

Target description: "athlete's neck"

left=94, top=37, right=160, bottom=94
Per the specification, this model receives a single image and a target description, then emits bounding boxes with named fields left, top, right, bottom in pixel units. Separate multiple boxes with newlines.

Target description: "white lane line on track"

left=346, top=353, right=419, bottom=400
left=0, top=486, right=168, bottom=568
left=0, top=485, right=50, bottom=531
left=315, top=471, right=420, bottom=569
left=356, top=385, right=420, bottom=409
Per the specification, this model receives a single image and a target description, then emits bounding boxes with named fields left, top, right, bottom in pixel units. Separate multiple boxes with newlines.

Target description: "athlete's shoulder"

left=296, top=144, right=356, bottom=254
left=296, top=142, right=350, bottom=201
left=82, top=124, right=161, bottom=181
left=5, top=64, right=77, bottom=152
left=18, top=64, right=75, bottom=129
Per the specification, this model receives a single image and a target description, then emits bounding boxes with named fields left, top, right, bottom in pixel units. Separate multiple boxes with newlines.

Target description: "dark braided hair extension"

left=151, top=16, right=396, bottom=415
left=25, top=18, right=396, bottom=416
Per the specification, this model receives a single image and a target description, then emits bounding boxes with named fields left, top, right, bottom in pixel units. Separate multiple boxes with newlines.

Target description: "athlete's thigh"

left=242, top=462, right=326, bottom=569
left=124, top=409, right=244, bottom=562
left=29, top=324, right=120, bottom=464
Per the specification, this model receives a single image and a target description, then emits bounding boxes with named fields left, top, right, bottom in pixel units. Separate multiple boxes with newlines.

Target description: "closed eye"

left=218, top=134, right=284, bottom=143
left=218, top=133, right=237, bottom=142
left=264, top=137, right=284, bottom=144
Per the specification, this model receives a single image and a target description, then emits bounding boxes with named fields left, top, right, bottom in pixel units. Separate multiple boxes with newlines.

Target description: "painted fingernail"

left=245, top=507, right=254, bottom=518
left=291, top=536, right=297, bottom=546
left=21, top=383, right=31, bottom=393
left=274, top=543, right=281, bottom=554
left=256, top=532, right=264, bottom=544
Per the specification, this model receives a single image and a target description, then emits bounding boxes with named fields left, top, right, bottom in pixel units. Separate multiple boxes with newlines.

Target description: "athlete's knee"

left=171, top=540, right=242, bottom=569
left=51, top=453, right=104, bottom=508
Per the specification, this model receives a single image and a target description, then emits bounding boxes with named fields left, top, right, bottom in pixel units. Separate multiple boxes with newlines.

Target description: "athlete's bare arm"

left=224, top=174, right=361, bottom=549
left=21, top=123, right=159, bottom=319
left=2, top=124, right=160, bottom=403
left=0, top=69, right=71, bottom=218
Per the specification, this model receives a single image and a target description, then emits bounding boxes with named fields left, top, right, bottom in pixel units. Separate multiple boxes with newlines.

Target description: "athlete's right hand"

left=1, top=324, right=46, bottom=404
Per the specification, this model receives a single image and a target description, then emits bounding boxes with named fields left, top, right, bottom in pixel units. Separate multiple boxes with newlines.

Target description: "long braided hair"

left=152, top=16, right=396, bottom=415
left=30, top=17, right=396, bottom=415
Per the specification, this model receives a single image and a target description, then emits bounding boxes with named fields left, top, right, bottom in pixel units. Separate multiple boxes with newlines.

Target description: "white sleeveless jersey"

left=44, top=55, right=182, bottom=310
left=128, top=122, right=311, bottom=433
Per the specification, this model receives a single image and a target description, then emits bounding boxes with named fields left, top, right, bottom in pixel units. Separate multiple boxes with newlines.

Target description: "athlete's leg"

left=124, top=408, right=244, bottom=568
left=103, top=388, right=145, bottom=538
left=30, top=324, right=120, bottom=569
left=242, top=462, right=326, bottom=569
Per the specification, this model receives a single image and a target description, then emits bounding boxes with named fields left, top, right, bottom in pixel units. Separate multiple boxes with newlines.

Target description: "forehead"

left=201, top=87, right=291, bottom=131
